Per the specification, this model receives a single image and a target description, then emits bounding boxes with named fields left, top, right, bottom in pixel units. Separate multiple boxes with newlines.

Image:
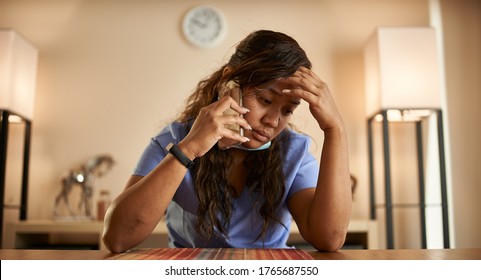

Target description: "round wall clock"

left=182, top=6, right=227, bottom=48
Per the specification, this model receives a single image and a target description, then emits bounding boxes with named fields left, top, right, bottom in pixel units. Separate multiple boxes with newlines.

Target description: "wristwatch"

left=166, top=143, right=194, bottom=169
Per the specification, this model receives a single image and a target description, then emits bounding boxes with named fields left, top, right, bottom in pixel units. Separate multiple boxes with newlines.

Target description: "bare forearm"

left=308, top=127, right=352, bottom=250
left=102, top=154, right=188, bottom=252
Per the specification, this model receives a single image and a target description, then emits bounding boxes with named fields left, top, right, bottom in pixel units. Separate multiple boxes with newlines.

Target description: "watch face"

left=182, top=6, right=226, bottom=48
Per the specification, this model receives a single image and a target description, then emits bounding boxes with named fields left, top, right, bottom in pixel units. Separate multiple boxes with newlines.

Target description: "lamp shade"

left=0, top=29, right=38, bottom=120
left=364, top=27, right=441, bottom=118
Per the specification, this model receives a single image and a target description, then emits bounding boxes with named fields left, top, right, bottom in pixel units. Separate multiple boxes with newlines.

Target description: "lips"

left=251, top=129, right=270, bottom=142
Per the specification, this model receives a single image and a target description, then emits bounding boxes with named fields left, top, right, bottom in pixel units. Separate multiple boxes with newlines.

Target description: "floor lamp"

left=0, top=29, right=38, bottom=247
left=364, top=27, right=450, bottom=249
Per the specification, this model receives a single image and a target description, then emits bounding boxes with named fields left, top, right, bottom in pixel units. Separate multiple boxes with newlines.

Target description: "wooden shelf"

left=4, top=219, right=378, bottom=250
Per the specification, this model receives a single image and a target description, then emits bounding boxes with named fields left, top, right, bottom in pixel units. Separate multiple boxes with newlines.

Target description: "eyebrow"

left=271, top=88, right=301, bottom=105
left=289, top=98, right=301, bottom=106
left=254, top=86, right=301, bottom=106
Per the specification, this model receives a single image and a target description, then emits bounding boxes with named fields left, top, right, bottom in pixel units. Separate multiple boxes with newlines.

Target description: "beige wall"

left=440, top=0, right=481, bottom=248
left=1, top=0, right=479, bottom=248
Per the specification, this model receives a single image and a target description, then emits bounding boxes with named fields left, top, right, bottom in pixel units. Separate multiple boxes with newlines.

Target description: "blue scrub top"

left=133, top=122, right=319, bottom=248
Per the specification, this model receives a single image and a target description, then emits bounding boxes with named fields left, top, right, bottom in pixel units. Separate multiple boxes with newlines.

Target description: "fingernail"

left=244, top=137, right=250, bottom=142
left=242, top=107, right=250, bottom=112
left=282, top=89, right=291, bottom=93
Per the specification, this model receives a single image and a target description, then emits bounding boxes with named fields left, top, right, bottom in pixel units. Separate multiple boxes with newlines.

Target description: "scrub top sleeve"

left=287, top=151, right=319, bottom=198
left=133, top=138, right=168, bottom=177
left=132, top=122, right=189, bottom=177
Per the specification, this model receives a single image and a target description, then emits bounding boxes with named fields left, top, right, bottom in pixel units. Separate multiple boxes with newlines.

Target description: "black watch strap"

left=166, top=143, right=194, bottom=169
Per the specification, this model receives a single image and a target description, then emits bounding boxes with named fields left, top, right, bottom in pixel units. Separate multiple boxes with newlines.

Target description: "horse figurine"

left=53, top=154, right=115, bottom=219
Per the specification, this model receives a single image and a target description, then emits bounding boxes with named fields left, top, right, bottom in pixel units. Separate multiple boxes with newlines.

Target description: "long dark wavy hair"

left=177, top=30, right=312, bottom=244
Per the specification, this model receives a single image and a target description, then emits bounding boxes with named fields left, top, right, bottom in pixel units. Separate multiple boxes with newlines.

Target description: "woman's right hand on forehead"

left=178, top=96, right=251, bottom=159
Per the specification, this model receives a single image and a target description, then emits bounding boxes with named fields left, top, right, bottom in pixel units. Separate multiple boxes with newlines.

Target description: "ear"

left=222, top=66, right=232, bottom=77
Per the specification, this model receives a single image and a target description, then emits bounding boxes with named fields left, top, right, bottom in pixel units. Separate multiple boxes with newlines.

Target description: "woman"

left=102, top=30, right=352, bottom=253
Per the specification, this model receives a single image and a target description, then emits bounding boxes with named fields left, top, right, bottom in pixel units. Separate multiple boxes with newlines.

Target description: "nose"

left=261, top=110, right=280, bottom=128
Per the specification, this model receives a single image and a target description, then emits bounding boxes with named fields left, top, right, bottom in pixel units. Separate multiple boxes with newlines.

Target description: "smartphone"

left=218, top=80, right=244, bottom=149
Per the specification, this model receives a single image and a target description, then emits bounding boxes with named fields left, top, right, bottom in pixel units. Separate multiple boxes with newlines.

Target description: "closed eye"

left=283, top=105, right=298, bottom=116
left=257, top=96, right=272, bottom=105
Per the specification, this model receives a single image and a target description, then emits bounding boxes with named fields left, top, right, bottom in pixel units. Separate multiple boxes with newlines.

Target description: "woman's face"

left=241, top=79, right=301, bottom=149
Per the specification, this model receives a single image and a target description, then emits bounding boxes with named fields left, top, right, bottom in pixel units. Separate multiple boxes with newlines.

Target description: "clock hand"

left=192, top=18, right=206, bottom=28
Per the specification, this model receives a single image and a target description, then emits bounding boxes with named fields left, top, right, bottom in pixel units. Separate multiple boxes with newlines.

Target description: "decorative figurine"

left=53, top=154, right=115, bottom=220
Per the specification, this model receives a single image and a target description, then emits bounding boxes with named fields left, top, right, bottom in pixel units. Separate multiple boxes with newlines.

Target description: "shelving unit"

left=0, top=110, right=31, bottom=248
left=4, top=219, right=378, bottom=250
left=367, top=108, right=450, bottom=249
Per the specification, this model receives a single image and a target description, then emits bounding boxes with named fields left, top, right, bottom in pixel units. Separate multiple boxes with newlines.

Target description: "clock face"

left=182, top=6, right=226, bottom=48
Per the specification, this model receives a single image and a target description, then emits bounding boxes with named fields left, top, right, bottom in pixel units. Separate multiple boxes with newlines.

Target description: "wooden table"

left=1, top=248, right=480, bottom=260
